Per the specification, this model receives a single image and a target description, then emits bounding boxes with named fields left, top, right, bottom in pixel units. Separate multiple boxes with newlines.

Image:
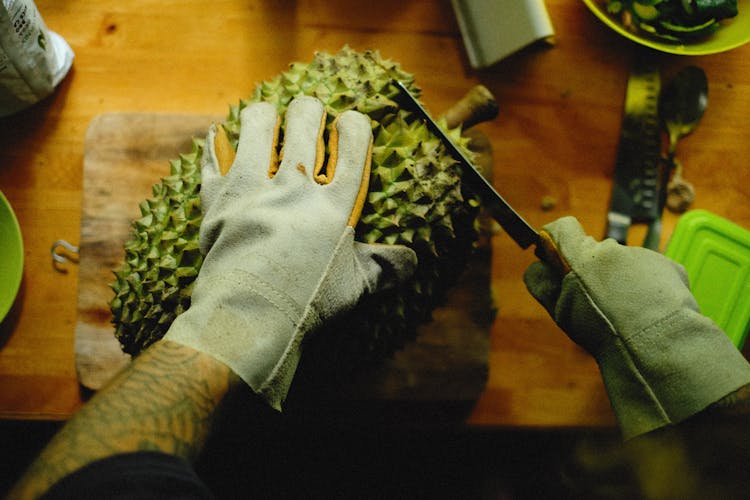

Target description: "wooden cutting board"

left=75, top=113, right=491, bottom=404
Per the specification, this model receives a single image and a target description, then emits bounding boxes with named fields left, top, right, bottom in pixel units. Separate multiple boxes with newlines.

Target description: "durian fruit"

left=110, top=46, right=483, bottom=371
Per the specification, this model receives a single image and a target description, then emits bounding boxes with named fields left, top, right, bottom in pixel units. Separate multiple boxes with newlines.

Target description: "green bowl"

left=583, top=0, right=750, bottom=55
left=0, top=191, right=23, bottom=323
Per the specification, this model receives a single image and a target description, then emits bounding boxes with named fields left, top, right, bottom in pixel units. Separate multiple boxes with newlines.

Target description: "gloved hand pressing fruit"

left=165, top=96, right=417, bottom=410
left=524, top=216, right=750, bottom=439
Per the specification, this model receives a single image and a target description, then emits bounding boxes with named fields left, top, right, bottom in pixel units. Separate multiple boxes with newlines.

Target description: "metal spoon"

left=643, top=66, right=708, bottom=250
left=660, top=65, right=708, bottom=163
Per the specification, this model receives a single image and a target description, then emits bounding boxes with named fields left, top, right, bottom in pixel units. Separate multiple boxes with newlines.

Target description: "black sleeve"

left=40, top=451, right=215, bottom=500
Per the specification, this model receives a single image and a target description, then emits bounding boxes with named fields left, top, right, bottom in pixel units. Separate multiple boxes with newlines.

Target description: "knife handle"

left=535, top=230, right=572, bottom=275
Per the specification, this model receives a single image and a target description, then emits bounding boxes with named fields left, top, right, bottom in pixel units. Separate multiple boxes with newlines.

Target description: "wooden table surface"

left=1, top=0, right=749, bottom=426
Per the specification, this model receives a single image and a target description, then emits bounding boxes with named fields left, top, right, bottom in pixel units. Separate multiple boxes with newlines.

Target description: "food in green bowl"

left=584, top=0, right=750, bottom=54
left=604, top=0, right=738, bottom=41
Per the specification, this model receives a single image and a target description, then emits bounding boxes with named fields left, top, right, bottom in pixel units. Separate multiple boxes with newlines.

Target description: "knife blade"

left=392, top=80, right=570, bottom=274
left=606, top=60, right=662, bottom=247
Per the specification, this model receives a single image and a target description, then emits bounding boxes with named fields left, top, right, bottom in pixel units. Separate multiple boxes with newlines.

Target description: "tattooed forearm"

left=8, top=340, right=239, bottom=500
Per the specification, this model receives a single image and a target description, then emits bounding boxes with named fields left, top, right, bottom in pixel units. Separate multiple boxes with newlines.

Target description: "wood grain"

left=1, top=0, right=749, bottom=425
left=76, top=113, right=222, bottom=389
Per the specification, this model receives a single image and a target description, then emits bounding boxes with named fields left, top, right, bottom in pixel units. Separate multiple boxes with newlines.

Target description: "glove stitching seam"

left=572, top=272, right=673, bottom=427
left=628, top=308, right=685, bottom=345
left=198, top=271, right=304, bottom=327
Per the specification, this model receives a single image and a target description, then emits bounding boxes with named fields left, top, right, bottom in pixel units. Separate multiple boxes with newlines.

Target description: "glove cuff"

left=597, top=309, right=750, bottom=440
left=164, top=272, right=313, bottom=411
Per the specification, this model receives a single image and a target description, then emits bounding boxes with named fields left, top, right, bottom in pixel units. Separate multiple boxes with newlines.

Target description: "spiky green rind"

left=111, top=47, right=480, bottom=366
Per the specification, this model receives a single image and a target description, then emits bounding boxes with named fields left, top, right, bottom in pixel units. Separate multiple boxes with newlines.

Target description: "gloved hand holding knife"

left=524, top=217, right=750, bottom=439
left=394, top=81, right=750, bottom=440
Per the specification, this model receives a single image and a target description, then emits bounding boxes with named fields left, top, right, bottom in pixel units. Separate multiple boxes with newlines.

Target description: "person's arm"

left=524, top=217, right=750, bottom=497
left=9, top=96, right=416, bottom=499
left=524, top=216, right=750, bottom=439
left=560, top=382, right=750, bottom=499
left=7, top=340, right=239, bottom=500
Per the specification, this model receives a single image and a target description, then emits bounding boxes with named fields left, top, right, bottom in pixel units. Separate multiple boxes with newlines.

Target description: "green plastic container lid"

left=665, top=210, right=750, bottom=349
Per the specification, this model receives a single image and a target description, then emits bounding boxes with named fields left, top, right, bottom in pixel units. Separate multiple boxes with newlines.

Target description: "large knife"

left=606, top=60, right=662, bottom=248
left=392, top=80, right=569, bottom=274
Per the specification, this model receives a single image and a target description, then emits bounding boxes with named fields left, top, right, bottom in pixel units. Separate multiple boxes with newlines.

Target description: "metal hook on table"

left=51, top=240, right=80, bottom=267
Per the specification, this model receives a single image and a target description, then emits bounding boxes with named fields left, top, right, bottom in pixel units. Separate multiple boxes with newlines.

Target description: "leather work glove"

left=165, top=96, right=417, bottom=410
left=524, top=216, right=750, bottom=439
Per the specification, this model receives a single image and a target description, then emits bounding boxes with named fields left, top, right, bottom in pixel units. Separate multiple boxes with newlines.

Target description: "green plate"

left=0, top=191, right=23, bottom=323
left=665, top=210, right=750, bottom=349
left=583, top=0, right=750, bottom=55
